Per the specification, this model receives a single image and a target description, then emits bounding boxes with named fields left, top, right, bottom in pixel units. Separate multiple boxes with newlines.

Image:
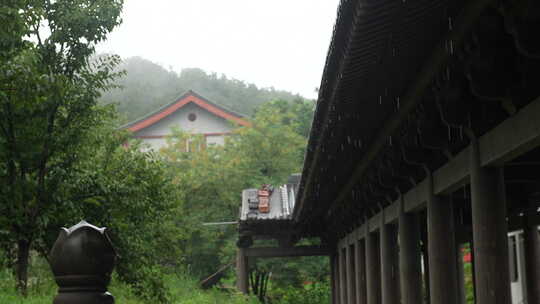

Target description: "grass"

left=0, top=256, right=257, bottom=304
left=0, top=271, right=258, bottom=304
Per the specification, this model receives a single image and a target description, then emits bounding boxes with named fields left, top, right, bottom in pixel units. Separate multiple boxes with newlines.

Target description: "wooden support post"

left=346, top=244, right=357, bottom=304
left=331, top=254, right=339, bottom=304
left=355, top=240, right=367, bottom=304
left=366, top=230, right=381, bottom=304
left=456, top=244, right=466, bottom=304
left=524, top=223, right=540, bottom=304
left=420, top=220, right=430, bottom=304
left=381, top=223, right=399, bottom=304
left=340, top=247, right=348, bottom=304
left=399, top=210, right=423, bottom=304
left=236, top=248, right=249, bottom=294
left=470, top=139, right=511, bottom=304
left=427, top=174, right=458, bottom=304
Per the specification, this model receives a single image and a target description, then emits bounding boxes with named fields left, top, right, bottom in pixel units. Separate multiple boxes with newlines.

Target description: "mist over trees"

left=100, top=56, right=308, bottom=122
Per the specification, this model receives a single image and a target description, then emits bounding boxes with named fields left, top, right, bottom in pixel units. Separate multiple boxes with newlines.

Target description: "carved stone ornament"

left=49, top=220, right=117, bottom=304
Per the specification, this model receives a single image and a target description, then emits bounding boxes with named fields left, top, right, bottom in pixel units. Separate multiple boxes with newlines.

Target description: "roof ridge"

left=118, top=90, right=251, bottom=131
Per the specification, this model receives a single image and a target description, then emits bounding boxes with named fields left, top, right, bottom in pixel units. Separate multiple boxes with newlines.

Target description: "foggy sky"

left=96, top=0, right=341, bottom=99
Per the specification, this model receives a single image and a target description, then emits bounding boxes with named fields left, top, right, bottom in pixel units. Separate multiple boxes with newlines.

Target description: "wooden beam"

left=243, top=245, right=330, bottom=258
left=338, top=96, right=540, bottom=247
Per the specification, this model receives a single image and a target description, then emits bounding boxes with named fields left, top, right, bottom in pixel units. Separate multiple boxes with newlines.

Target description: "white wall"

left=133, top=102, right=235, bottom=150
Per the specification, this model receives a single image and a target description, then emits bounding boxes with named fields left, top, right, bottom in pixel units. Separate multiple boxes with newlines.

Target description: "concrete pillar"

left=380, top=223, right=399, bottom=304
left=366, top=230, right=381, bottom=304
left=340, top=247, right=347, bottom=304
left=236, top=248, right=249, bottom=294
left=347, top=243, right=357, bottom=304
left=524, top=223, right=540, bottom=304
left=399, top=211, right=423, bottom=304
left=355, top=240, right=367, bottom=304
left=470, top=139, right=511, bottom=304
left=427, top=175, right=458, bottom=304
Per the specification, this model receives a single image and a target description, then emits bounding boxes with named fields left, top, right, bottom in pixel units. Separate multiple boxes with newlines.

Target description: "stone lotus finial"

left=49, top=220, right=117, bottom=304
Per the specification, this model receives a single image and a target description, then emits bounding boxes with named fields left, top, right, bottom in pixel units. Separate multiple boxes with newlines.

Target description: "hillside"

left=100, top=57, right=309, bottom=122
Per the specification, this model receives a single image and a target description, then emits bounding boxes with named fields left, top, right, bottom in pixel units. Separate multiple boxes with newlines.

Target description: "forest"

left=0, top=1, right=328, bottom=303
left=99, top=56, right=305, bottom=123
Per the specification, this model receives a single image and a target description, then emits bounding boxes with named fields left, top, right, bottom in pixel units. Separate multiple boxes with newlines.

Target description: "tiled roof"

left=239, top=183, right=297, bottom=222
left=119, top=90, right=250, bottom=132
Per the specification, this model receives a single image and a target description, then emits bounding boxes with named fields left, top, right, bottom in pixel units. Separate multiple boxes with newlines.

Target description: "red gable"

left=122, top=90, right=251, bottom=133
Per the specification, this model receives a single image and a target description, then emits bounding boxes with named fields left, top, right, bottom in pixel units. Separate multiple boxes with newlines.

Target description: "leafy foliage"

left=1, top=2, right=322, bottom=302
left=270, top=280, right=331, bottom=304
left=0, top=0, right=124, bottom=294
left=0, top=2, right=187, bottom=302
left=159, top=99, right=319, bottom=296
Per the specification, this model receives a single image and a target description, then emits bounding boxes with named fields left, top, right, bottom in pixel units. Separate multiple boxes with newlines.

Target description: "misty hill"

left=100, top=57, right=307, bottom=122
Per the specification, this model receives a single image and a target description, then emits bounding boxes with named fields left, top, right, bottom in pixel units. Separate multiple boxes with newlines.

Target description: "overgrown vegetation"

left=0, top=255, right=258, bottom=304
left=0, top=1, right=328, bottom=303
left=158, top=99, right=324, bottom=290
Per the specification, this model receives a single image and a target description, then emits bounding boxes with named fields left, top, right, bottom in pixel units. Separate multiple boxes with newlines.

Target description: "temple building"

left=120, top=90, right=250, bottom=150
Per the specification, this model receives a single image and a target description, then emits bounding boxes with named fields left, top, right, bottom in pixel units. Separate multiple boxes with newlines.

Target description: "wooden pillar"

left=524, top=223, right=540, bottom=304
left=380, top=223, right=399, bottom=304
left=469, top=139, right=511, bottom=304
left=340, top=247, right=347, bottom=304
left=236, top=248, right=249, bottom=294
left=469, top=241, right=477, bottom=301
left=347, top=243, right=357, bottom=304
left=366, top=230, right=381, bottom=304
left=399, top=210, right=423, bottom=304
left=331, top=254, right=339, bottom=304
left=355, top=239, right=367, bottom=304
left=420, top=220, right=430, bottom=304
left=456, top=244, right=466, bottom=304
left=427, top=174, right=458, bottom=304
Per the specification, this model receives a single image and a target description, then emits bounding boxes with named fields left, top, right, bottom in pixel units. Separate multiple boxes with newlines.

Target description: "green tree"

left=159, top=101, right=309, bottom=280
left=100, top=57, right=308, bottom=123
left=65, top=125, right=182, bottom=303
left=0, top=0, right=123, bottom=294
